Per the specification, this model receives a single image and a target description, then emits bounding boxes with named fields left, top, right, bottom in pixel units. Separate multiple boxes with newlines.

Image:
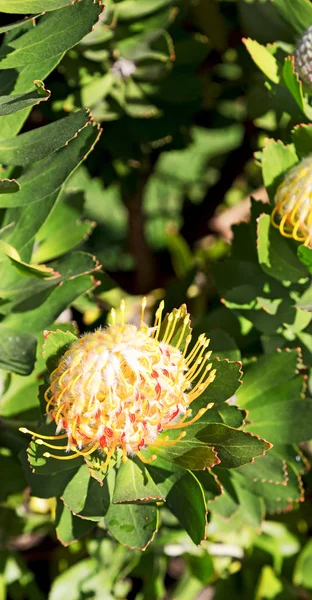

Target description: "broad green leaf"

left=105, top=470, right=158, bottom=550
left=200, top=404, right=246, bottom=429
left=0, top=1, right=102, bottom=69
left=0, top=328, right=36, bottom=375
left=291, top=123, right=312, bottom=157
left=1, top=127, right=101, bottom=266
left=0, top=252, right=99, bottom=315
left=283, top=56, right=305, bottom=112
left=271, top=0, right=312, bottom=36
left=297, top=246, right=312, bottom=271
left=148, top=457, right=207, bottom=545
left=260, top=138, right=298, bottom=200
left=242, top=377, right=312, bottom=444
left=76, top=477, right=110, bottom=521
left=0, top=0, right=72, bottom=12
left=49, top=557, right=97, bottom=600
left=0, top=179, right=19, bottom=193
left=61, top=464, right=91, bottom=514
left=0, top=122, right=100, bottom=208
left=55, top=501, right=95, bottom=547
left=0, top=83, right=50, bottom=116
left=19, top=450, right=80, bottom=498
left=296, top=284, right=312, bottom=310
left=42, top=329, right=78, bottom=373
left=116, top=0, right=170, bottom=20
left=237, top=455, right=304, bottom=513
left=237, top=349, right=299, bottom=407
left=192, top=359, right=243, bottom=409
left=206, top=329, right=241, bottom=362
left=33, top=191, right=95, bottom=263
left=0, top=323, right=76, bottom=417
left=3, top=274, right=95, bottom=333
left=0, top=109, right=91, bottom=166
left=113, top=458, right=164, bottom=504
left=0, top=240, right=58, bottom=278
left=192, top=423, right=271, bottom=468
left=243, top=38, right=280, bottom=83
left=195, top=470, right=222, bottom=502
left=235, top=452, right=288, bottom=486
left=0, top=15, right=42, bottom=34
left=293, top=540, right=312, bottom=589
left=257, top=213, right=308, bottom=283
left=0, top=59, right=62, bottom=139
left=27, top=422, right=84, bottom=475
left=148, top=437, right=220, bottom=471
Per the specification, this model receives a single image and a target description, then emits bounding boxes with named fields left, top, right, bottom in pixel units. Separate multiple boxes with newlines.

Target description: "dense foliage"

left=1, top=0, right=312, bottom=598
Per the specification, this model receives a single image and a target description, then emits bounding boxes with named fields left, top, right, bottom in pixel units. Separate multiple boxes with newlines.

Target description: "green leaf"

left=55, top=501, right=95, bottom=547
left=195, top=470, right=222, bottom=503
left=148, top=436, right=220, bottom=471
left=33, top=191, right=96, bottom=263
left=260, top=138, right=298, bottom=201
left=243, top=38, right=280, bottom=83
left=291, top=123, right=312, bottom=158
left=0, top=15, right=42, bottom=34
left=235, top=452, right=289, bottom=486
left=293, top=540, right=312, bottom=589
left=297, top=245, right=312, bottom=270
left=105, top=471, right=158, bottom=550
left=61, top=464, right=92, bottom=514
left=192, top=358, right=243, bottom=409
left=0, top=83, right=50, bottom=116
left=257, top=213, right=308, bottom=283
left=0, top=1, right=102, bottom=69
left=0, top=240, right=58, bottom=278
left=75, top=477, right=110, bottom=521
left=27, top=422, right=84, bottom=474
left=206, top=329, right=241, bottom=362
left=0, top=60, right=62, bottom=140
left=271, top=0, right=312, bottom=36
left=42, top=329, right=78, bottom=373
left=283, top=56, right=305, bottom=112
left=0, top=251, right=99, bottom=314
left=0, top=0, right=72, bottom=12
left=242, top=377, right=312, bottom=444
left=3, top=274, right=95, bottom=333
left=113, top=458, right=164, bottom=504
left=116, top=0, right=170, bottom=20
left=0, top=179, right=19, bottom=193
left=192, top=423, right=271, bottom=468
left=19, top=450, right=80, bottom=498
left=148, top=457, right=207, bottom=545
left=0, top=329, right=36, bottom=375
left=0, top=122, right=100, bottom=208
left=0, top=109, right=91, bottom=166
left=237, top=349, right=299, bottom=407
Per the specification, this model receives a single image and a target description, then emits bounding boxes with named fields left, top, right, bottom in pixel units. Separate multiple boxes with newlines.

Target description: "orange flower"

left=271, top=156, right=312, bottom=246
left=21, top=300, right=216, bottom=469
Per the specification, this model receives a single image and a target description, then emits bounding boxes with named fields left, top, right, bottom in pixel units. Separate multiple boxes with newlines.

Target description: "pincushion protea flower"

left=294, top=25, right=312, bottom=88
left=271, top=155, right=312, bottom=246
left=21, top=300, right=216, bottom=470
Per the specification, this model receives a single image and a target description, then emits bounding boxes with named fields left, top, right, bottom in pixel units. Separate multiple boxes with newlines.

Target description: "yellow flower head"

left=21, top=300, right=216, bottom=469
left=271, top=155, right=312, bottom=246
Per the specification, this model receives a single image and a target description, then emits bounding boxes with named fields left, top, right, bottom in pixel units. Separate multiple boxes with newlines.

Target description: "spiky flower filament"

left=21, top=300, right=216, bottom=469
left=271, top=155, right=312, bottom=246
